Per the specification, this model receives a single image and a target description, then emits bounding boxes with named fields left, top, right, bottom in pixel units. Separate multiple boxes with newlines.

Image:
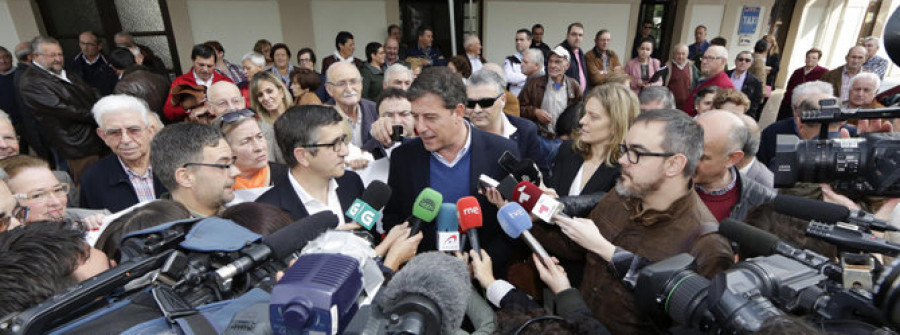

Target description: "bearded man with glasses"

left=80, top=94, right=167, bottom=212
left=257, top=105, right=363, bottom=225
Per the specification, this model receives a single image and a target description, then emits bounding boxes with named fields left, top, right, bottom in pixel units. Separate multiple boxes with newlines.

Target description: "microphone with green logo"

left=407, top=188, right=443, bottom=237
left=345, top=181, right=392, bottom=230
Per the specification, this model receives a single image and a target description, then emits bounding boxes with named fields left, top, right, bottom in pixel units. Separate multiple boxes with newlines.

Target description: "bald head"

left=697, top=110, right=746, bottom=153
left=693, top=110, right=749, bottom=188
left=207, top=81, right=245, bottom=116
left=701, top=46, right=728, bottom=76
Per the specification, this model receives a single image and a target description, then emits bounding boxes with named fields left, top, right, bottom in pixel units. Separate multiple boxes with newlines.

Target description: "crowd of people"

left=0, top=20, right=897, bottom=334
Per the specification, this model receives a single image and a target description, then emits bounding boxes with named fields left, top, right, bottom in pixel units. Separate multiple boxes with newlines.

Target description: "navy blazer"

left=382, top=126, right=519, bottom=277
left=80, top=154, right=168, bottom=212
left=506, top=114, right=549, bottom=177
left=547, top=140, right=620, bottom=197
left=255, top=169, right=364, bottom=222
left=324, top=98, right=379, bottom=146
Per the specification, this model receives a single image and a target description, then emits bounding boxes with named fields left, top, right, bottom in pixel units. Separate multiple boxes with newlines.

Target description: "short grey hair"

left=639, top=86, right=675, bottom=109
left=672, top=43, right=688, bottom=55
left=863, top=36, right=881, bottom=45
left=31, top=36, right=60, bottom=56
left=0, top=109, right=12, bottom=124
left=91, top=94, right=151, bottom=129
left=463, top=34, right=480, bottom=48
left=736, top=50, right=752, bottom=59
left=849, top=72, right=880, bottom=91
left=14, top=42, right=32, bottom=61
left=523, top=48, right=544, bottom=70
left=384, top=63, right=413, bottom=85
left=241, top=52, right=265, bottom=67
left=150, top=123, right=225, bottom=190
left=791, top=81, right=833, bottom=108
left=633, top=109, right=704, bottom=177
left=737, top=114, right=761, bottom=157
left=467, top=69, right=505, bottom=96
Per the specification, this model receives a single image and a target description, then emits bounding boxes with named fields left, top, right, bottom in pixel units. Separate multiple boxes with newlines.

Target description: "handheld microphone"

left=497, top=202, right=551, bottom=261
left=498, top=151, right=542, bottom=185
left=215, top=212, right=339, bottom=282
left=436, top=203, right=460, bottom=252
left=457, top=196, right=483, bottom=259
left=512, top=181, right=569, bottom=223
left=407, top=188, right=442, bottom=237
left=496, top=175, right=518, bottom=200
left=773, top=194, right=898, bottom=232
left=557, top=192, right=605, bottom=218
left=345, top=181, right=392, bottom=230
left=806, top=221, right=900, bottom=256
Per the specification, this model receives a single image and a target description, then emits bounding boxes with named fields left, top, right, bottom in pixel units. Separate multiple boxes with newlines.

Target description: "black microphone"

left=346, top=180, right=392, bottom=231
left=773, top=194, right=898, bottom=232
left=215, top=212, right=339, bottom=281
left=720, top=218, right=841, bottom=279
left=806, top=221, right=900, bottom=256
left=557, top=192, right=605, bottom=218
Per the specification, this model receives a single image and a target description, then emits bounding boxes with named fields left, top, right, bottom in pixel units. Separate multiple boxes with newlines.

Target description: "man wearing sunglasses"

left=151, top=123, right=239, bottom=217
left=532, top=109, right=733, bottom=334
left=256, top=105, right=364, bottom=224
left=726, top=51, right=763, bottom=119
left=80, top=95, right=167, bottom=213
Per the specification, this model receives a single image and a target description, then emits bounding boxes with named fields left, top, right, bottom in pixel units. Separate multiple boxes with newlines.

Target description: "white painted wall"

left=483, top=1, right=632, bottom=65
left=0, top=0, right=20, bottom=64
left=689, top=5, right=725, bottom=43
left=310, top=0, right=388, bottom=62
left=787, top=3, right=826, bottom=76
left=186, top=0, right=284, bottom=63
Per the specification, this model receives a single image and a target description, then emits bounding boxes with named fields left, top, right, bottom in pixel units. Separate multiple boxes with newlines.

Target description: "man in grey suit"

left=736, top=113, right=773, bottom=189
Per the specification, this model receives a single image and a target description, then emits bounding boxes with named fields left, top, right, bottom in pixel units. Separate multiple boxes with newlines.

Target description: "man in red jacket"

left=684, top=45, right=734, bottom=116
left=163, top=44, right=231, bottom=122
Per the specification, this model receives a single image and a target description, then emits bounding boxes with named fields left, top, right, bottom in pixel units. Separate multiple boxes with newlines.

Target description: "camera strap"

left=150, top=283, right=217, bottom=334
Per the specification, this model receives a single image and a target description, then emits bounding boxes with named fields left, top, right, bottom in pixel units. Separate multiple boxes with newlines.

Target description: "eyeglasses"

left=736, top=58, right=752, bottom=63
left=327, top=78, right=361, bottom=88
left=618, top=144, right=674, bottom=164
left=465, top=93, right=504, bottom=109
left=0, top=204, right=28, bottom=230
left=211, top=97, right=246, bottom=109
left=13, top=183, right=70, bottom=203
left=220, top=109, right=256, bottom=124
left=701, top=56, right=724, bottom=61
left=301, top=134, right=349, bottom=153
left=182, top=156, right=237, bottom=170
left=102, top=126, right=147, bottom=139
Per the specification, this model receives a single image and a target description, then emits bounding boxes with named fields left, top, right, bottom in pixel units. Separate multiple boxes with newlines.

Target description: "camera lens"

left=664, top=272, right=711, bottom=327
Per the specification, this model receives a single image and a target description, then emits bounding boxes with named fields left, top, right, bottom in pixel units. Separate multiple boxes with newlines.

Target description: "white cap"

left=550, top=45, right=571, bottom=62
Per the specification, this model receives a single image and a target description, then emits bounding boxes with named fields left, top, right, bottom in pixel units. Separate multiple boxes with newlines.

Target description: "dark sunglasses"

left=465, top=94, right=503, bottom=109
left=736, top=58, right=752, bottom=63
left=221, top=109, right=256, bottom=123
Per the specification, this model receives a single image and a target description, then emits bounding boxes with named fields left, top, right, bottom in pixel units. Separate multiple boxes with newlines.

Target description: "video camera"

left=772, top=98, right=900, bottom=197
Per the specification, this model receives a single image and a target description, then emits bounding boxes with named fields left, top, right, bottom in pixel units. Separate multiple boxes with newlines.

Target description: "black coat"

left=256, top=170, right=364, bottom=222
left=66, top=53, right=118, bottom=96
left=547, top=140, right=620, bottom=197
left=726, top=69, right=764, bottom=120
left=18, top=64, right=104, bottom=159
left=80, top=154, right=168, bottom=212
left=559, top=40, right=587, bottom=87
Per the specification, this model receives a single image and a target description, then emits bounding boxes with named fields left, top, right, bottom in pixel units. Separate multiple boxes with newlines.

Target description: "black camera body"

left=773, top=132, right=900, bottom=197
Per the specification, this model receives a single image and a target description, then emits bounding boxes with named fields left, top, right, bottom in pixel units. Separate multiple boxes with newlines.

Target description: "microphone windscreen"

left=360, top=180, right=392, bottom=210
left=773, top=194, right=849, bottom=224
left=497, top=202, right=532, bottom=238
left=436, top=203, right=459, bottom=232
left=263, top=211, right=339, bottom=260
left=457, top=196, right=483, bottom=231
left=411, top=187, right=442, bottom=222
left=512, top=181, right=543, bottom=211
left=375, top=252, right=471, bottom=334
left=558, top=192, right=605, bottom=218
left=720, top=218, right=780, bottom=258
left=496, top=175, right=518, bottom=200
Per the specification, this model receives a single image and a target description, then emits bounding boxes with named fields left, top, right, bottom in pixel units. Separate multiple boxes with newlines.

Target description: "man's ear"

left=726, top=151, right=745, bottom=167
left=294, top=147, right=311, bottom=168
left=174, top=167, right=194, bottom=188
left=96, top=128, right=105, bottom=141
left=665, top=154, right=688, bottom=177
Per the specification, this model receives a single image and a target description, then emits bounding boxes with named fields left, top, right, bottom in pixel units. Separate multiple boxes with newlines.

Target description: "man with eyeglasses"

left=466, top=70, right=546, bottom=175
left=383, top=66, right=519, bottom=277
left=684, top=45, right=734, bottom=116
left=532, top=109, right=733, bottom=335
left=256, top=105, right=364, bottom=223
left=324, top=62, right=379, bottom=149
left=208, top=81, right=283, bottom=164
left=18, top=36, right=106, bottom=184
left=80, top=94, right=167, bottom=213
left=726, top=51, right=763, bottom=119
left=150, top=123, right=239, bottom=217
left=66, top=30, right=118, bottom=96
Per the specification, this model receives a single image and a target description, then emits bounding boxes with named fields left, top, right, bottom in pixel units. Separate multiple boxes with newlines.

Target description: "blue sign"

left=739, top=6, right=761, bottom=35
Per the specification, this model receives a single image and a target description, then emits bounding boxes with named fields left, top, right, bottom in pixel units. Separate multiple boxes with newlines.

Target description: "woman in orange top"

left=214, top=109, right=287, bottom=192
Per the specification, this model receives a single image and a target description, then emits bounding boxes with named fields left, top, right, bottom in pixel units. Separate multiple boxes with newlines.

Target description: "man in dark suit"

left=382, top=67, right=519, bottom=277
left=559, top=22, right=587, bottom=94
left=324, top=62, right=379, bottom=148
left=466, top=69, right=546, bottom=175
left=726, top=51, right=763, bottom=119
left=81, top=94, right=167, bottom=212
left=66, top=31, right=118, bottom=96
left=256, top=105, right=364, bottom=224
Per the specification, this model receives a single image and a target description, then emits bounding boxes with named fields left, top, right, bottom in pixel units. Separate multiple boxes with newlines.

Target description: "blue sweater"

left=429, top=150, right=472, bottom=204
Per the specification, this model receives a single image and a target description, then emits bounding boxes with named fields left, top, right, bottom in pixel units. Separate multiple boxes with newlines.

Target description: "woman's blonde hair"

left=573, top=83, right=639, bottom=166
left=249, top=71, right=292, bottom=123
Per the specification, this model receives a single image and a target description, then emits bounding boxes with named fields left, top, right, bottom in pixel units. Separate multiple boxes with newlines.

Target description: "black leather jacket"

left=18, top=65, right=104, bottom=159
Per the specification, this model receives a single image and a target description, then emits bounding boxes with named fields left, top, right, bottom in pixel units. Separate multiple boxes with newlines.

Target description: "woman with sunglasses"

left=249, top=71, right=293, bottom=124
left=214, top=109, right=288, bottom=202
